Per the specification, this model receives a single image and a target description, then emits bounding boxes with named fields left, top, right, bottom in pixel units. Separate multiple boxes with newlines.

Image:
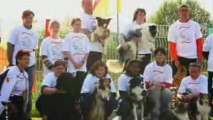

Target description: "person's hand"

left=154, top=82, right=163, bottom=91
left=185, top=94, right=194, bottom=100
left=174, top=60, right=181, bottom=68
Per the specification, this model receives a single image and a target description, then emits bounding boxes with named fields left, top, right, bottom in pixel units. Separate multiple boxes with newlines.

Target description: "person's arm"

left=41, top=85, right=59, bottom=95
left=143, top=64, right=152, bottom=89
left=196, top=38, right=203, bottom=63
left=41, top=55, right=53, bottom=70
left=162, top=65, right=173, bottom=89
left=168, top=25, right=180, bottom=67
left=7, top=42, right=14, bottom=66
left=0, top=76, right=16, bottom=114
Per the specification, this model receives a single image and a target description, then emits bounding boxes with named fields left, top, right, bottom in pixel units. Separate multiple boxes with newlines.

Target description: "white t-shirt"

left=168, top=20, right=202, bottom=59
left=118, top=74, right=144, bottom=92
left=41, top=72, right=57, bottom=88
left=8, top=25, right=38, bottom=66
left=40, top=37, right=65, bottom=75
left=122, top=21, right=151, bottom=54
left=80, top=13, right=102, bottom=52
left=81, top=74, right=116, bottom=94
left=178, top=75, right=208, bottom=94
left=143, top=62, right=173, bottom=84
left=62, top=32, right=90, bottom=73
left=203, top=34, right=213, bottom=72
left=0, top=66, right=29, bottom=114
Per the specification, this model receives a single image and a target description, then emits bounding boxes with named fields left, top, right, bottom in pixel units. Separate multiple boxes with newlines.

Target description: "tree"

left=149, top=0, right=212, bottom=27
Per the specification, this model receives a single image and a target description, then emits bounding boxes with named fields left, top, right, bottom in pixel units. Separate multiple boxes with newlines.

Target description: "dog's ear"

left=96, top=17, right=103, bottom=26
left=103, top=18, right=111, bottom=28
left=149, top=25, right=157, bottom=38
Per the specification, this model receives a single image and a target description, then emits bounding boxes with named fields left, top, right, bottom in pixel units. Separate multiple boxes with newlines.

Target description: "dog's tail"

left=106, top=59, right=124, bottom=73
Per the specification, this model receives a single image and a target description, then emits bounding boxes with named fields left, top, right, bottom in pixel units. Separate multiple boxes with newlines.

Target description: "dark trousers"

left=208, top=71, right=213, bottom=116
left=25, top=65, right=35, bottom=120
left=36, top=94, right=80, bottom=120
left=86, top=51, right=102, bottom=71
left=172, top=57, right=197, bottom=76
left=0, top=96, right=26, bottom=120
left=74, top=71, right=87, bottom=99
left=139, top=54, right=151, bottom=74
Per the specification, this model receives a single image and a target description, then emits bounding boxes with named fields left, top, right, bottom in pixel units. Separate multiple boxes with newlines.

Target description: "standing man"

left=7, top=10, right=38, bottom=120
left=168, top=4, right=203, bottom=76
left=203, top=33, right=213, bottom=118
left=80, top=0, right=101, bottom=71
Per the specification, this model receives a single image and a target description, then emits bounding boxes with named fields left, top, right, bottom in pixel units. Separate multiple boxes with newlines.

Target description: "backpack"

left=0, top=69, right=9, bottom=90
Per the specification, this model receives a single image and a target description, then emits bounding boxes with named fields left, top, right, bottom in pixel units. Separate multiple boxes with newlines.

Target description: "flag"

left=117, top=0, right=121, bottom=13
left=93, top=0, right=109, bottom=17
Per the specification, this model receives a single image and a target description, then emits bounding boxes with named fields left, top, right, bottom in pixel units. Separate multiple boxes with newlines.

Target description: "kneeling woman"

left=80, top=61, right=117, bottom=120
left=36, top=60, right=79, bottom=120
left=143, top=47, right=173, bottom=120
left=0, top=50, right=30, bottom=120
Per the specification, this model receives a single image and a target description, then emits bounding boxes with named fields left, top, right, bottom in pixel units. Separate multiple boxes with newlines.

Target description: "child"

left=62, top=18, right=89, bottom=98
left=40, top=20, right=65, bottom=75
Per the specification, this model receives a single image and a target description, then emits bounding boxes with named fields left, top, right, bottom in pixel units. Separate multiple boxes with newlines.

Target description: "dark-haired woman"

left=80, top=61, right=117, bottom=120
left=0, top=50, right=30, bottom=120
left=119, top=8, right=150, bottom=74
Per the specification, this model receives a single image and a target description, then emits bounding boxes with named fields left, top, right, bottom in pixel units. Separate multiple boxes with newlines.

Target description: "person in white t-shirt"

left=0, top=50, right=30, bottom=120
left=81, top=0, right=103, bottom=71
left=178, top=62, right=208, bottom=120
left=119, top=8, right=152, bottom=74
left=80, top=61, right=117, bottom=120
left=63, top=18, right=89, bottom=99
left=168, top=4, right=203, bottom=76
left=36, top=60, right=79, bottom=120
left=116, top=60, right=145, bottom=119
left=7, top=10, right=38, bottom=119
left=40, top=20, right=65, bottom=75
left=143, top=48, right=173, bottom=120
left=202, top=34, right=213, bottom=117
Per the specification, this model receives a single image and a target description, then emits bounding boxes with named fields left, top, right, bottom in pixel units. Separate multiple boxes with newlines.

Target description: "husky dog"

left=90, top=78, right=111, bottom=120
left=106, top=23, right=157, bottom=73
left=196, top=94, right=210, bottom=120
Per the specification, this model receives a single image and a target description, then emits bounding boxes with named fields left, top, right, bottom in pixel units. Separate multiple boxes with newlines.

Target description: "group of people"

left=0, top=0, right=213, bottom=120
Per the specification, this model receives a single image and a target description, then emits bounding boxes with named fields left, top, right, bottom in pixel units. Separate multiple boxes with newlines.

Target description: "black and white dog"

left=90, top=78, right=111, bottom=120
left=129, top=77, right=146, bottom=120
left=106, top=23, right=157, bottom=73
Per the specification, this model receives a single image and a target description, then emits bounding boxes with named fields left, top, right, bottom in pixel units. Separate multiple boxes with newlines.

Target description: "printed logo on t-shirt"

left=50, top=41, right=63, bottom=57
left=179, top=26, right=192, bottom=44
left=72, top=36, right=84, bottom=55
left=20, top=32, right=36, bottom=51
left=90, top=19, right=97, bottom=32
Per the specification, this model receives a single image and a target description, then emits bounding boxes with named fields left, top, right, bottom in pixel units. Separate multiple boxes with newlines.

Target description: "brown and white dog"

left=90, top=78, right=111, bottom=120
left=106, top=23, right=157, bottom=73
left=196, top=94, right=210, bottom=120
left=173, top=95, right=189, bottom=120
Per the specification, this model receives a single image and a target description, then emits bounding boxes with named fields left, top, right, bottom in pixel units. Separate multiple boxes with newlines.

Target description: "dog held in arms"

left=106, top=23, right=157, bottom=73
left=82, top=17, right=111, bottom=55
left=90, top=78, right=111, bottom=120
